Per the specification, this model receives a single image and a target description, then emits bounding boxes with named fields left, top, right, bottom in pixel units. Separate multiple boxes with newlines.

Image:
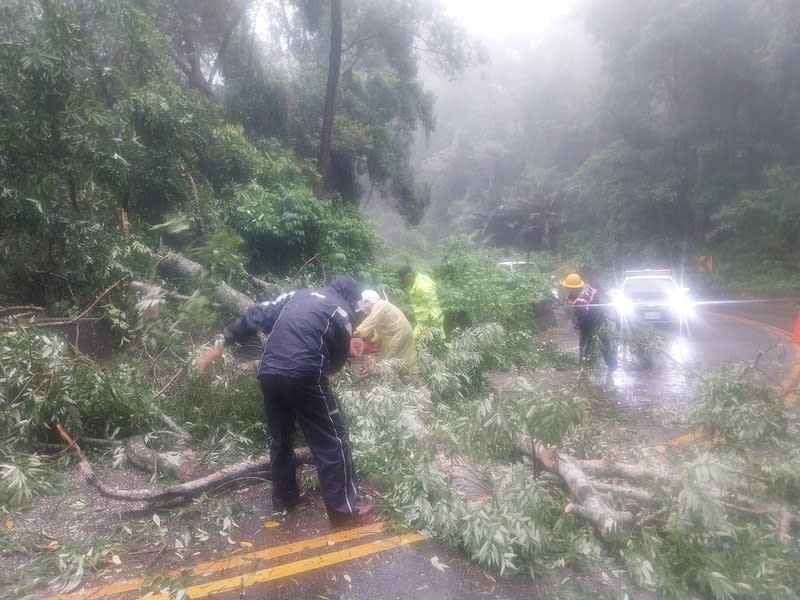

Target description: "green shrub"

left=226, top=179, right=381, bottom=277
left=0, top=326, right=154, bottom=447
left=690, top=364, right=787, bottom=443
left=432, top=237, right=550, bottom=333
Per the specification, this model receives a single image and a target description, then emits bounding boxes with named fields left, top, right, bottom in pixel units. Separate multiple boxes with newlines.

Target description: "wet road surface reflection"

left=600, top=308, right=792, bottom=425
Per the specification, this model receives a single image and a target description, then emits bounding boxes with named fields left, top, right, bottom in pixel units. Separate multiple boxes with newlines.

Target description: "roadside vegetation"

left=3, top=293, right=800, bottom=598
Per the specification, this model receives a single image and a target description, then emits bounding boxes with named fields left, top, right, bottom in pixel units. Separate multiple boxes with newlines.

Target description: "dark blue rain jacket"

left=223, top=275, right=361, bottom=379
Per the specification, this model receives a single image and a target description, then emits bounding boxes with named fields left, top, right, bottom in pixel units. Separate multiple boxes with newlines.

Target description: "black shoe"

left=328, top=502, right=377, bottom=527
left=273, top=491, right=308, bottom=512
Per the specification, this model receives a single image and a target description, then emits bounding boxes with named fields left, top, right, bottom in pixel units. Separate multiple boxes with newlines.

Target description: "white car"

left=612, top=269, right=694, bottom=324
left=496, top=261, right=539, bottom=273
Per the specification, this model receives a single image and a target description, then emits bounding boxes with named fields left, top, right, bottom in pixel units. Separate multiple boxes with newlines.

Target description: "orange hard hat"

left=560, top=273, right=585, bottom=289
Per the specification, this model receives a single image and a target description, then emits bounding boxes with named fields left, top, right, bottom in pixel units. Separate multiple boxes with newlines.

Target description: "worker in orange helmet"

left=561, top=273, right=617, bottom=372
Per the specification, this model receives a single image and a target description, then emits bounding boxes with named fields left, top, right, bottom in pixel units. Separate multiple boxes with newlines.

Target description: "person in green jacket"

left=399, top=265, right=445, bottom=340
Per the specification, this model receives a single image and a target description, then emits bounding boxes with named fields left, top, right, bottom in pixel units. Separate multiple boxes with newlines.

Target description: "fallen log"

left=557, top=454, right=633, bottom=535
left=131, top=280, right=223, bottom=311
left=125, top=435, right=197, bottom=481
left=576, top=458, right=682, bottom=486
left=242, top=267, right=281, bottom=296
left=721, top=493, right=800, bottom=532
left=130, top=280, right=194, bottom=302
left=515, top=436, right=633, bottom=535
left=592, top=481, right=656, bottom=506
left=92, top=446, right=314, bottom=502
left=155, top=252, right=255, bottom=315
left=57, top=425, right=315, bottom=503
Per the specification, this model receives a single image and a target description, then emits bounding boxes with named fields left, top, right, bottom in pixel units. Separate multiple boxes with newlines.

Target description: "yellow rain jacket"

left=408, top=273, right=445, bottom=340
left=356, top=299, right=416, bottom=368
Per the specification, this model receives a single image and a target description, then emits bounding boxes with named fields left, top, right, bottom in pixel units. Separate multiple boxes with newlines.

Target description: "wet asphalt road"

left=84, top=302, right=799, bottom=600
left=608, top=302, right=799, bottom=417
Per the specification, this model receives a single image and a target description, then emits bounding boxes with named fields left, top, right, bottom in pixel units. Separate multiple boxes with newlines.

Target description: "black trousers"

left=258, top=373, right=360, bottom=516
left=579, top=324, right=618, bottom=370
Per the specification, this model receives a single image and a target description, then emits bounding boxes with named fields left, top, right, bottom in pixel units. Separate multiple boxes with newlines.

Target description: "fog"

left=390, top=0, right=800, bottom=286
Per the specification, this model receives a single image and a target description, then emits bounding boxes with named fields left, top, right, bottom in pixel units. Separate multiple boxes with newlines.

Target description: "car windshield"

left=623, top=278, right=678, bottom=297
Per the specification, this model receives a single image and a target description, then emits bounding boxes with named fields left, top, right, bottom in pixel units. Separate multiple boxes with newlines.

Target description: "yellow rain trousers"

left=356, top=299, right=417, bottom=368
left=408, top=273, right=445, bottom=340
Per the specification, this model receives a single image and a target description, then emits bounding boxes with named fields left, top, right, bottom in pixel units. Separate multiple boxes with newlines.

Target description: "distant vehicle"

left=611, top=269, right=694, bottom=325
left=496, top=261, right=540, bottom=273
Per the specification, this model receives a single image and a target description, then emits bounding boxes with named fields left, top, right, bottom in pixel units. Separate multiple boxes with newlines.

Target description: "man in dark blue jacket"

left=197, top=275, right=374, bottom=525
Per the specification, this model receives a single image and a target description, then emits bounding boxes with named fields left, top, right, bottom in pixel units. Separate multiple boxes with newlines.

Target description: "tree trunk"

left=94, top=448, right=314, bottom=502
left=208, top=0, right=251, bottom=85
left=131, top=281, right=194, bottom=303
left=317, top=0, right=343, bottom=194
left=155, top=252, right=255, bottom=316
left=125, top=435, right=197, bottom=480
left=515, top=436, right=633, bottom=535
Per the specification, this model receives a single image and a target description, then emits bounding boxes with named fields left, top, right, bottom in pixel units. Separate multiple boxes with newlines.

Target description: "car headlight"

left=613, top=297, right=634, bottom=317
left=669, top=294, right=694, bottom=317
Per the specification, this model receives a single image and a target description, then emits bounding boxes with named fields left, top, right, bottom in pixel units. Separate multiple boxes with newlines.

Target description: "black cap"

left=398, top=265, right=413, bottom=278
left=328, top=275, right=362, bottom=317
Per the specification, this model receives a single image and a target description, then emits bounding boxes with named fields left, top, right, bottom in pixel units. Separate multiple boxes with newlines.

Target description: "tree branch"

left=36, top=277, right=127, bottom=327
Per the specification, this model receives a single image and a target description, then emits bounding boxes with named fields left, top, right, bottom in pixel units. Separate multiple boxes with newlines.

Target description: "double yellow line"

left=709, top=312, right=800, bottom=408
left=669, top=311, right=799, bottom=447
left=50, top=522, right=423, bottom=600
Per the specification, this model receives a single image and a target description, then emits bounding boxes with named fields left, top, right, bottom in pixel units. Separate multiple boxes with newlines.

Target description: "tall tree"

left=259, top=0, right=474, bottom=221
left=318, top=0, right=342, bottom=192
left=155, top=0, right=252, bottom=97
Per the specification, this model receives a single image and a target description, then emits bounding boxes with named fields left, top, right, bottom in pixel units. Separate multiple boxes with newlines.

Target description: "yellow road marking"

left=670, top=311, right=800, bottom=446
left=50, top=522, right=386, bottom=600
left=709, top=311, right=800, bottom=407
left=145, top=533, right=425, bottom=600
left=708, top=311, right=794, bottom=340
left=668, top=430, right=709, bottom=446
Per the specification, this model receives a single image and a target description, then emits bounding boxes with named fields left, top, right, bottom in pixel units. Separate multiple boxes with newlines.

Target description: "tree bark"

left=515, top=436, right=633, bottom=535
left=169, top=48, right=215, bottom=99
left=125, top=435, right=197, bottom=480
left=95, top=448, right=313, bottom=502
left=131, top=281, right=194, bottom=302
left=208, top=0, right=251, bottom=85
left=155, top=252, right=255, bottom=316
left=557, top=454, right=634, bottom=535
left=317, top=0, right=343, bottom=194
left=576, top=458, right=682, bottom=486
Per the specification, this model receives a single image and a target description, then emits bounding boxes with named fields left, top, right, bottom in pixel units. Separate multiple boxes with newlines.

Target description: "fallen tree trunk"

left=155, top=252, right=255, bottom=315
left=557, top=454, right=634, bottom=535
left=721, top=493, right=800, bottom=532
left=92, top=446, right=314, bottom=502
left=125, top=435, right=197, bottom=481
left=593, top=481, right=657, bottom=506
left=242, top=267, right=281, bottom=296
left=515, top=436, right=633, bottom=535
left=576, top=458, right=682, bottom=486
left=58, top=424, right=316, bottom=503
left=131, top=280, right=194, bottom=302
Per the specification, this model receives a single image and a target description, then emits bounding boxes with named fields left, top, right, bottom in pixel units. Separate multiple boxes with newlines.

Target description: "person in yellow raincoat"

left=398, top=266, right=445, bottom=340
left=355, top=290, right=416, bottom=369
